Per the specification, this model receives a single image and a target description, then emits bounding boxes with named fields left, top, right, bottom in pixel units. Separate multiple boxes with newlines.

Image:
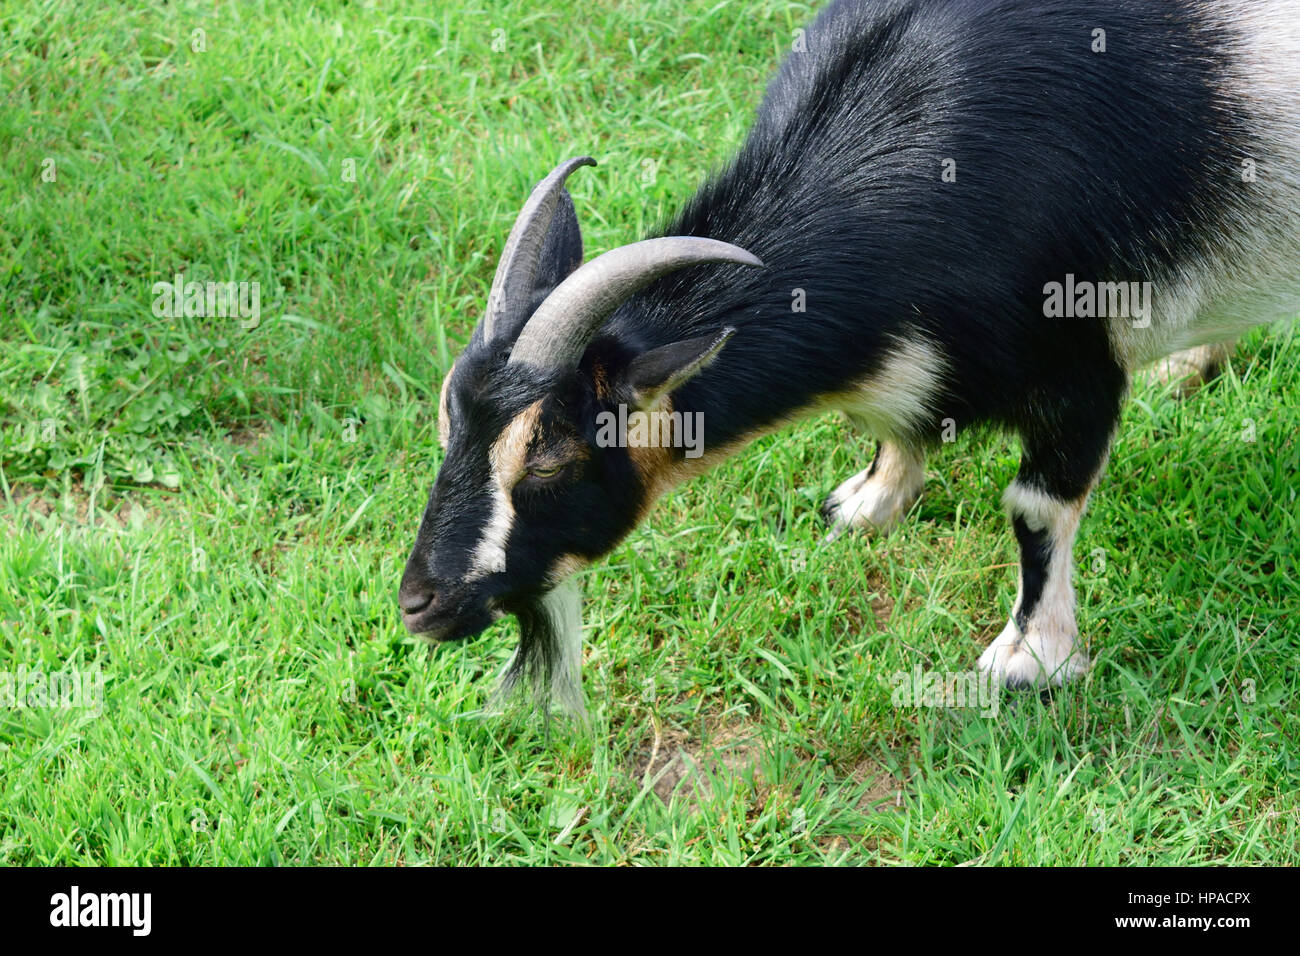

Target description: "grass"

left=1, top=0, right=1297, bottom=865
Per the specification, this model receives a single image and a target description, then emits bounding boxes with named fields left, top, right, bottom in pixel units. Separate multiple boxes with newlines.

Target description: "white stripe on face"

left=465, top=400, right=543, bottom=582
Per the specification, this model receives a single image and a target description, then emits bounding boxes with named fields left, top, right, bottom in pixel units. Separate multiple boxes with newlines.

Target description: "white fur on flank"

left=1113, top=0, right=1300, bottom=371
left=978, top=482, right=1091, bottom=688
left=837, top=336, right=948, bottom=438
left=824, top=440, right=926, bottom=536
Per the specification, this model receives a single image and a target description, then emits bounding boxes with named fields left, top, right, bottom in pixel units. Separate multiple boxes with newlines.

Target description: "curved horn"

left=482, top=156, right=597, bottom=341
left=508, top=237, right=763, bottom=369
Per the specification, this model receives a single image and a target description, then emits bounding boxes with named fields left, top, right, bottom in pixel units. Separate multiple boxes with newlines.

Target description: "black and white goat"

left=399, top=0, right=1300, bottom=713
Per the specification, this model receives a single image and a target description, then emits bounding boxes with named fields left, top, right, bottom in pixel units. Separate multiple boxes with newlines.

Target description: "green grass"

left=1, top=0, right=1297, bottom=865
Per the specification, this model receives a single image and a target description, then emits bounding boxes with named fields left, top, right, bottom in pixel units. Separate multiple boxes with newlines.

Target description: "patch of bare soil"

left=848, top=757, right=905, bottom=814
left=629, top=715, right=765, bottom=811
left=823, top=569, right=897, bottom=634
left=4, top=482, right=151, bottom=531
left=629, top=713, right=909, bottom=820
left=228, top=425, right=271, bottom=449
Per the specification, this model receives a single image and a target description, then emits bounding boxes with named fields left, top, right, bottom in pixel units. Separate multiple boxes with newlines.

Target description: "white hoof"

left=978, top=619, right=1089, bottom=689
left=822, top=465, right=921, bottom=538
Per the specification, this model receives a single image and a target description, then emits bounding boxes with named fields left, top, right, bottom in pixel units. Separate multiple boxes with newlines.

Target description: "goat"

left=399, top=0, right=1300, bottom=715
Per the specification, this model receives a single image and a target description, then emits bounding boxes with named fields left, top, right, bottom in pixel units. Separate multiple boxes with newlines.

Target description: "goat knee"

left=1147, top=342, right=1232, bottom=398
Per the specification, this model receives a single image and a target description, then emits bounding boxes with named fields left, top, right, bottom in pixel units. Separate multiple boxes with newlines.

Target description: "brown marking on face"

left=626, top=373, right=911, bottom=521
left=547, top=552, right=589, bottom=587
left=622, top=396, right=810, bottom=523
left=489, top=399, right=544, bottom=489
left=437, top=359, right=458, bottom=448
left=590, top=359, right=614, bottom=402
left=624, top=395, right=676, bottom=505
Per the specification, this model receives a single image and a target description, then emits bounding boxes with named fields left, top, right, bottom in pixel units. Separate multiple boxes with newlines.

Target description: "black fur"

left=600, top=0, right=1255, bottom=455
left=1011, top=516, right=1053, bottom=633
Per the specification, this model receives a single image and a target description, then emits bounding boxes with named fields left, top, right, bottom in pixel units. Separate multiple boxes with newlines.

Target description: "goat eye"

left=526, top=465, right=562, bottom=480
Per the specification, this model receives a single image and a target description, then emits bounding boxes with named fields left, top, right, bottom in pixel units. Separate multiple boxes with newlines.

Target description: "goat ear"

left=623, top=327, right=735, bottom=411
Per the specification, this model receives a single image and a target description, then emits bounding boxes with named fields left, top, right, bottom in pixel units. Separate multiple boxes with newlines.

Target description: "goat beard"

left=491, top=576, right=586, bottom=719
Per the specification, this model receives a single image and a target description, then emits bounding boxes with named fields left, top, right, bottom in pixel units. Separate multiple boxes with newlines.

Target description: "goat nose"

left=398, top=582, right=437, bottom=616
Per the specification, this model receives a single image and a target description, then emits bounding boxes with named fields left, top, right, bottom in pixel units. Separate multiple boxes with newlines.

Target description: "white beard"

left=491, top=576, right=587, bottom=720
